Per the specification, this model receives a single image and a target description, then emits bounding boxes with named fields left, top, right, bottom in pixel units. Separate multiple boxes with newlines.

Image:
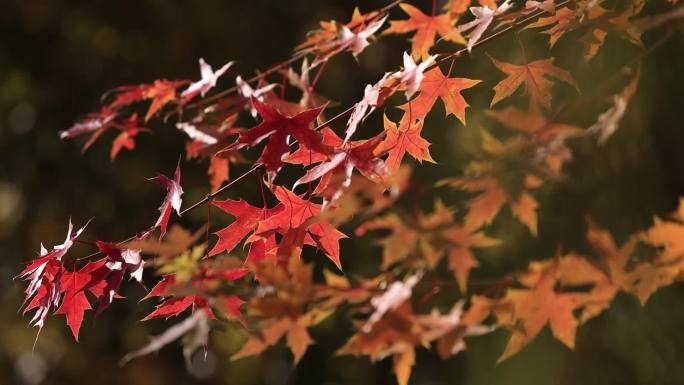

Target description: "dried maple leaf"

left=285, top=58, right=329, bottom=109
left=418, top=301, right=494, bottom=358
left=148, top=162, right=183, bottom=239
left=122, top=309, right=210, bottom=366
left=364, top=271, right=423, bottom=332
left=458, top=0, right=513, bottom=51
left=344, top=72, right=395, bottom=143
left=234, top=99, right=326, bottom=181
left=60, top=107, right=118, bottom=153
left=383, top=3, right=464, bottom=60
left=307, top=13, right=388, bottom=68
left=392, top=52, right=437, bottom=99
left=296, top=7, right=383, bottom=61
left=587, top=67, right=640, bottom=145
left=489, top=55, right=579, bottom=109
left=181, top=58, right=234, bottom=101
left=399, top=66, right=481, bottom=124
left=235, top=76, right=278, bottom=117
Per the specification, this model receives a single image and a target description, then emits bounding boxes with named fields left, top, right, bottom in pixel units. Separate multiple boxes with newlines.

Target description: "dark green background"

left=1, top=0, right=684, bottom=384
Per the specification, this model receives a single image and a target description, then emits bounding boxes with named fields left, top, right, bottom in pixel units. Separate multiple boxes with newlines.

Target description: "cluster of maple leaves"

left=17, top=0, right=684, bottom=384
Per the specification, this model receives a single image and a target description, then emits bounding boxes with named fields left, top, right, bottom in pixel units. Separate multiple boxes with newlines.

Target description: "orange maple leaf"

left=497, top=264, right=582, bottom=362
left=376, top=114, right=434, bottom=172
left=383, top=3, right=464, bottom=60
left=489, top=55, right=579, bottom=109
left=400, top=66, right=480, bottom=124
left=143, top=80, right=185, bottom=122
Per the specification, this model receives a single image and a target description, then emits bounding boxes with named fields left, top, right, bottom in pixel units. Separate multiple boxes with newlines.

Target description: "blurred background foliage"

left=1, top=0, right=684, bottom=384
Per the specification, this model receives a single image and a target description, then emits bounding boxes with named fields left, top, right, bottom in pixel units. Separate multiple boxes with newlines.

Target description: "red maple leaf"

left=253, top=186, right=347, bottom=269
left=234, top=99, right=328, bottom=181
left=209, top=199, right=282, bottom=257
left=55, top=269, right=93, bottom=341
left=142, top=268, right=248, bottom=321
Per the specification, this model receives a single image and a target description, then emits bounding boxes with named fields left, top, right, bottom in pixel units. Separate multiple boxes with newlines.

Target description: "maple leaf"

left=400, top=66, right=481, bottom=124
left=18, top=221, right=89, bottom=337
left=141, top=264, right=246, bottom=322
left=442, top=174, right=541, bottom=234
left=292, top=127, right=389, bottom=206
left=392, top=52, right=436, bottom=100
left=149, top=162, right=183, bottom=239
left=143, top=79, right=188, bottom=121
left=93, top=241, right=148, bottom=314
left=457, top=0, right=513, bottom=52
left=497, top=263, right=582, bottom=362
left=327, top=165, right=412, bottom=227
left=358, top=200, right=498, bottom=290
left=285, top=58, right=329, bottom=109
left=208, top=155, right=228, bottom=192
left=233, top=315, right=319, bottom=364
left=209, top=199, right=281, bottom=256
left=252, top=186, right=347, bottom=269
left=344, top=72, right=393, bottom=143
left=125, top=225, right=204, bottom=261
left=122, top=308, right=210, bottom=366
left=363, top=271, right=423, bottom=332
left=234, top=99, right=326, bottom=181
left=486, top=105, right=584, bottom=143
left=587, top=67, right=640, bottom=145
left=311, top=11, right=388, bottom=68
left=418, top=301, right=494, bottom=358
left=60, top=107, right=118, bottom=153
left=383, top=3, right=464, bottom=60
left=106, top=84, right=146, bottom=110
left=525, top=0, right=556, bottom=13
left=233, top=260, right=334, bottom=363
left=489, top=55, right=579, bottom=109
left=181, top=58, right=234, bottom=100
left=235, top=76, right=278, bottom=117
left=375, top=114, right=433, bottom=173
left=524, top=6, right=582, bottom=47
left=110, top=113, right=148, bottom=160
left=444, top=0, right=473, bottom=19
left=176, top=122, right=218, bottom=145
left=338, top=302, right=422, bottom=385
left=54, top=269, right=92, bottom=341
left=296, top=7, right=380, bottom=53
left=334, top=15, right=388, bottom=59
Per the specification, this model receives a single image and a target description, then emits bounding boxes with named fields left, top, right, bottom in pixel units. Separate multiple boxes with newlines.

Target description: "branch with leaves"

left=15, top=0, right=684, bottom=384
